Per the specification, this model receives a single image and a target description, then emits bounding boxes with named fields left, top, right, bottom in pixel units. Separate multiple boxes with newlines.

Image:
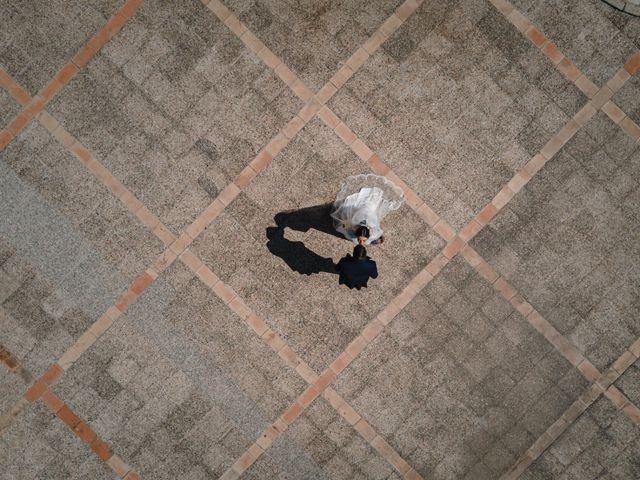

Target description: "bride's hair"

left=355, top=225, right=370, bottom=238
left=353, top=245, right=367, bottom=259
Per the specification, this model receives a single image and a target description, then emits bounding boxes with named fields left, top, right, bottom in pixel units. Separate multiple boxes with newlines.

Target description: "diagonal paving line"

left=1, top=1, right=429, bottom=477
left=500, top=336, right=640, bottom=480
left=448, top=0, right=640, bottom=420
left=0, top=344, right=141, bottom=479
left=1, top=0, right=632, bottom=477
left=218, top=242, right=462, bottom=480
left=490, top=0, right=640, bottom=144
left=0, top=68, right=176, bottom=247
left=0, top=0, right=143, bottom=152
left=201, top=0, right=457, bottom=240
left=602, top=52, right=640, bottom=142
left=460, top=245, right=640, bottom=476
left=181, top=256, right=425, bottom=479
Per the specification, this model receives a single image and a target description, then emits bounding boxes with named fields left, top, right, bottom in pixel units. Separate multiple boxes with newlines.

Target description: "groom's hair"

left=355, top=225, right=370, bottom=238
left=353, top=245, right=367, bottom=260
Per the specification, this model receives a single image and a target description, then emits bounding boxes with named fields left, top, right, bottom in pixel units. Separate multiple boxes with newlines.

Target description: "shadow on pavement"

left=266, top=204, right=342, bottom=275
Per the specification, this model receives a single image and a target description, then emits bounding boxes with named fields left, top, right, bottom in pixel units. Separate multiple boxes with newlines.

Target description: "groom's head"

left=353, top=244, right=367, bottom=260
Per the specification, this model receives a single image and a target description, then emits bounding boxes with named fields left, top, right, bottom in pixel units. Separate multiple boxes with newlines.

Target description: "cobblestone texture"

left=328, top=0, right=585, bottom=230
left=472, top=112, right=640, bottom=370
left=334, top=258, right=589, bottom=479
left=523, top=397, right=640, bottom=480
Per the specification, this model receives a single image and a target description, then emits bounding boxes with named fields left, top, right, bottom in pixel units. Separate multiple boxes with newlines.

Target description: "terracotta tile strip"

left=0, top=0, right=142, bottom=152
left=0, top=343, right=34, bottom=433
left=490, top=0, right=639, bottom=143
left=219, top=249, right=454, bottom=479
left=501, top=346, right=640, bottom=480
left=457, top=67, right=634, bottom=248
left=461, top=245, right=589, bottom=370
left=0, top=74, right=177, bottom=247
left=205, top=0, right=418, bottom=112
left=41, top=388, right=139, bottom=478
left=460, top=245, right=640, bottom=424
left=183, top=256, right=423, bottom=479
left=0, top=69, right=31, bottom=106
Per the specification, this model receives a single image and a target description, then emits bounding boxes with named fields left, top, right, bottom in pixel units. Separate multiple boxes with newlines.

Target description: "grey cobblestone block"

left=472, top=112, right=640, bottom=371
left=528, top=396, right=640, bottom=479
left=192, top=119, right=444, bottom=372
left=333, top=257, right=588, bottom=479
left=328, top=2, right=585, bottom=230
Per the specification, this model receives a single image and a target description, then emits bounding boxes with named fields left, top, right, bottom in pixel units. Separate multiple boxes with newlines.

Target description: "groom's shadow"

left=266, top=204, right=344, bottom=276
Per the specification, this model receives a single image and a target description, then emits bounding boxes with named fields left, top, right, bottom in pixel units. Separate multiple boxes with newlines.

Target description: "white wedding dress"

left=331, top=174, right=404, bottom=245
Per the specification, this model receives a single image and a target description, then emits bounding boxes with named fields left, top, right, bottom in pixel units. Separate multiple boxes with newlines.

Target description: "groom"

left=336, top=245, right=378, bottom=290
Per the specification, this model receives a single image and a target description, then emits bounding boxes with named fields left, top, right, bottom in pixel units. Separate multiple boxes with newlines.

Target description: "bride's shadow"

left=266, top=203, right=344, bottom=276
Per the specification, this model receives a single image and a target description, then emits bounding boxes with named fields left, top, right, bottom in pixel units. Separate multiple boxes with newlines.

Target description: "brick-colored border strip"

left=603, top=52, right=640, bottom=143
left=500, top=337, right=640, bottom=480
left=0, top=0, right=143, bottom=151
left=0, top=343, right=33, bottom=432
left=0, top=2, right=427, bottom=478
left=219, top=250, right=453, bottom=480
left=490, top=0, right=640, bottom=144
left=457, top=64, right=634, bottom=247
left=180, top=254, right=425, bottom=480
left=460, top=245, right=640, bottom=423
left=1, top=345, right=140, bottom=479
left=0, top=68, right=176, bottom=247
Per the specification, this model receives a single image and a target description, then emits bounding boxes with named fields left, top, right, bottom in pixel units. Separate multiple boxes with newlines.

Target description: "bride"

left=330, top=174, right=404, bottom=246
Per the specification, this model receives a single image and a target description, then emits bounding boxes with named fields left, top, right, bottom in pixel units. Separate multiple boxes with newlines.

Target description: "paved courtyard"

left=0, top=0, right=639, bottom=479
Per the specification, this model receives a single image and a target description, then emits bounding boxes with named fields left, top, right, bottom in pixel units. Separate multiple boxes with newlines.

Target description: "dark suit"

left=336, top=255, right=378, bottom=290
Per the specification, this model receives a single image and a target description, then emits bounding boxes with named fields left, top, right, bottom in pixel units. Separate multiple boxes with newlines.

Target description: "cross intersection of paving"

left=0, top=0, right=639, bottom=479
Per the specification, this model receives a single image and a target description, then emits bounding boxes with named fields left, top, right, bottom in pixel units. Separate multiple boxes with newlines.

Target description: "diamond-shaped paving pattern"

left=223, top=0, right=404, bottom=90
left=1, top=0, right=639, bottom=478
left=192, top=118, right=444, bottom=372
left=47, top=0, right=303, bottom=233
left=333, top=258, right=589, bottom=479
left=328, top=1, right=586, bottom=230
left=50, top=261, right=308, bottom=478
left=471, top=112, right=640, bottom=370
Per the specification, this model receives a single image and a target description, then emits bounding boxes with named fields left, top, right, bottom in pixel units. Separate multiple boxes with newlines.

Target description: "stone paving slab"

left=245, top=397, right=400, bottom=480
left=0, top=360, right=26, bottom=420
left=0, top=123, right=162, bottom=382
left=327, top=0, right=586, bottom=230
left=523, top=396, right=640, bottom=480
left=471, top=111, right=640, bottom=371
left=192, top=118, right=444, bottom=373
left=0, top=88, right=20, bottom=129
left=2, top=0, right=640, bottom=477
left=49, top=260, right=311, bottom=479
left=0, top=401, right=114, bottom=479
left=222, top=0, right=404, bottom=90
left=511, top=0, right=640, bottom=86
left=333, top=257, right=589, bottom=480
left=0, top=0, right=125, bottom=95
left=614, top=358, right=640, bottom=407
left=612, top=71, right=640, bottom=125
left=47, top=0, right=303, bottom=233
left=1, top=123, right=164, bottom=281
